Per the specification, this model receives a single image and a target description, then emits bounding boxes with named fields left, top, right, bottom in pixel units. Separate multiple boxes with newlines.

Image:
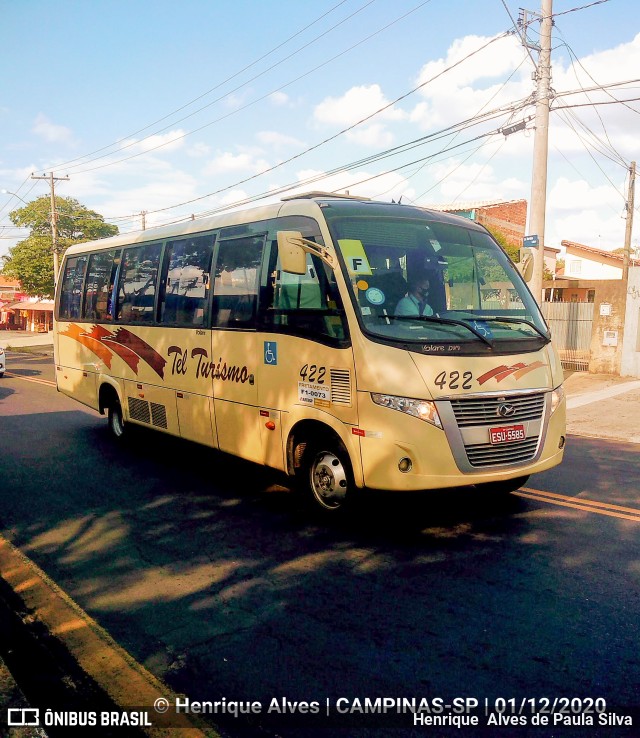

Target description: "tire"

left=297, top=437, right=355, bottom=514
left=108, top=400, right=126, bottom=440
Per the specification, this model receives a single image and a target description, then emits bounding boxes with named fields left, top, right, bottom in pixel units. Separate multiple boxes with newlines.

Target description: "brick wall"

left=475, top=200, right=527, bottom=248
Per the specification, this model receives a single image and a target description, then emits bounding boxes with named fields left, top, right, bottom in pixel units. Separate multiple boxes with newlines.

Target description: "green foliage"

left=486, top=226, right=520, bottom=264
left=2, top=196, right=118, bottom=297
left=2, top=236, right=54, bottom=296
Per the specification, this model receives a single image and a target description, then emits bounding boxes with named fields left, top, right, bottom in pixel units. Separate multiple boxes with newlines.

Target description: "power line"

left=103, top=31, right=511, bottom=217
left=61, top=1, right=433, bottom=174
left=52, top=0, right=356, bottom=170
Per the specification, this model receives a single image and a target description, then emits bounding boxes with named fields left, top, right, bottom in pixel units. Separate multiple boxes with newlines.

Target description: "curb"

left=0, top=537, right=218, bottom=738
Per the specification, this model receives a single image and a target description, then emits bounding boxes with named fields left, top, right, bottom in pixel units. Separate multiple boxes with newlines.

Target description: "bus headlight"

left=371, top=393, right=442, bottom=429
left=550, top=385, right=565, bottom=415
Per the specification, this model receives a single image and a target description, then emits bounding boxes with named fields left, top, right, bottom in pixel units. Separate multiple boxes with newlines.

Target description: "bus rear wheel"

left=108, top=400, right=126, bottom=440
left=297, top=438, right=354, bottom=514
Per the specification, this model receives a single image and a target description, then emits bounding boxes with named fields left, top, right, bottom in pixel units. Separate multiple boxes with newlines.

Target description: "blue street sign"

left=523, top=235, right=539, bottom=248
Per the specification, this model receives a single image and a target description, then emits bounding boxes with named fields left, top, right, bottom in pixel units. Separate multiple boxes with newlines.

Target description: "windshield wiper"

left=382, top=315, right=495, bottom=348
left=474, top=316, right=550, bottom=340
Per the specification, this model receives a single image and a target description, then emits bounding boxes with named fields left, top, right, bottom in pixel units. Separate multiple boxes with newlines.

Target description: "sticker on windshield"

left=338, top=239, right=372, bottom=275
left=365, top=287, right=385, bottom=305
left=471, top=320, right=493, bottom=339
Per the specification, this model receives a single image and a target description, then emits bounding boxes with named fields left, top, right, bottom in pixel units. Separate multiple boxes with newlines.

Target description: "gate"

left=541, top=301, right=595, bottom=371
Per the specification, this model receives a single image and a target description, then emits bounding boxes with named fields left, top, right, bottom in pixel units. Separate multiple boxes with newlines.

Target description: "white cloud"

left=410, top=35, right=530, bottom=131
left=203, top=150, right=270, bottom=176
left=187, top=142, right=212, bottom=158
left=269, top=92, right=290, bottom=106
left=314, top=84, right=405, bottom=127
left=32, top=114, right=75, bottom=145
left=313, top=84, right=406, bottom=147
left=120, top=130, right=187, bottom=154
left=257, top=131, right=306, bottom=150
left=548, top=177, right=622, bottom=212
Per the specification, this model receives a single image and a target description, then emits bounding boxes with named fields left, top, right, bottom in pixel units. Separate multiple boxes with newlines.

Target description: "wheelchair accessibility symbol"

left=264, top=341, right=278, bottom=365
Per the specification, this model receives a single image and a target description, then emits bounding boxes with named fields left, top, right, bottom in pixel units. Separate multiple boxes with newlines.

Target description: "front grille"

left=466, top=437, right=539, bottom=467
left=330, top=369, right=351, bottom=405
left=450, top=393, right=545, bottom=427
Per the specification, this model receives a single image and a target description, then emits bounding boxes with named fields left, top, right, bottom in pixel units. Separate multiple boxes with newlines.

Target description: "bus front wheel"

left=297, top=438, right=354, bottom=514
left=108, top=401, right=126, bottom=440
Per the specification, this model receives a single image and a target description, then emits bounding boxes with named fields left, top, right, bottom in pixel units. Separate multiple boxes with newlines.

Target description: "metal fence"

left=541, top=301, right=595, bottom=371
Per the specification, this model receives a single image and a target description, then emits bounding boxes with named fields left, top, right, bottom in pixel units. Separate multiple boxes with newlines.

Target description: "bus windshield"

left=325, top=209, right=549, bottom=351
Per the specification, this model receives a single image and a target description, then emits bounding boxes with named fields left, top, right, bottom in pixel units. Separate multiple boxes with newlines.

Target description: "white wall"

left=621, top=267, right=640, bottom=377
left=566, top=253, right=622, bottom=280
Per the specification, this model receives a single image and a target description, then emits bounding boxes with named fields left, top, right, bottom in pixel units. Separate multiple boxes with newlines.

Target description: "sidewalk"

left=0, top=332, right=53, bottom=351
left=563, top=371, right=640, bottom=444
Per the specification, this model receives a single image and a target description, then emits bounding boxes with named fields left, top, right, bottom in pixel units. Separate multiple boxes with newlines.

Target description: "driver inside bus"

left=395, top=273, right=434, bottom=317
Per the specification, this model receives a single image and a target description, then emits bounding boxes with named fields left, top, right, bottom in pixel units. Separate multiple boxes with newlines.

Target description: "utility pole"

left=522, top=0, right=553, bottom=303
left=31, top=172, right=70, bottom=286
left=141, top=211, right=147, bottom=230
left=622, top=161, right=636, bottom=282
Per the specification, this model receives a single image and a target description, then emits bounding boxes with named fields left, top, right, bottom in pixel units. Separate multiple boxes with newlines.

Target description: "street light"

left=1, top=189, right=29, bottom=205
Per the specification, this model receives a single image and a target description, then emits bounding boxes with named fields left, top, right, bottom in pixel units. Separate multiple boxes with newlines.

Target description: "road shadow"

left=1, top=410, right=639, bottom=737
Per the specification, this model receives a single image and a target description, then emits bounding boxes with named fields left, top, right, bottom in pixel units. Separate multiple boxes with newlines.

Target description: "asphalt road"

left=1, top=352, right=639, bottom=737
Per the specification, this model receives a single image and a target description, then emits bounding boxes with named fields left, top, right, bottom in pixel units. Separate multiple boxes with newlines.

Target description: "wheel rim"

left=310, top=451, right=348, bottom=510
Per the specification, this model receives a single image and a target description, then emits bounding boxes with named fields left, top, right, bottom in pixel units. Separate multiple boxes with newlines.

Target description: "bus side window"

left=59, top=256, right=88, bottom=320
left=212, top=236, right=265, bottom=329
left=159, top=234, right=214, bottom=326
left=82, top=249, right=119, bottom=322
left=116, top=243, right=162, bottom=323
left=264, top=249, right=347, bottom=341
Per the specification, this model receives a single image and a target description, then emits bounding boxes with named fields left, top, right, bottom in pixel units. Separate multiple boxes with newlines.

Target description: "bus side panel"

left=212, top=331, right=262, bottom=464
left=257, top=334, right=359, bottom=478
left=56, top=365, right=98, bottom=411
left=123, top=379, right=179, bottom=436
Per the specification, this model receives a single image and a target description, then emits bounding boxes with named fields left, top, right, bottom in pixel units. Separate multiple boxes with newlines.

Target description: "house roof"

left=3, top=300, right=54, bottom=312
left=427, top=198, right=527, bottom=212
left=562, top=240, right=640, bottom=265
left=0, top=276, right=21, bottom=289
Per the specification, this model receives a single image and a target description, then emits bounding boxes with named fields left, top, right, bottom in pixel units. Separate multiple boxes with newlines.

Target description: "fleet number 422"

left=434, top=370, right=473, bottom=390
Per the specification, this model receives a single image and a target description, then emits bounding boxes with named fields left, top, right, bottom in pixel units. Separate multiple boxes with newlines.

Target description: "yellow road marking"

left=515, top=487, right=640, bottom=523
left=4, top=371, right=56, bottom=387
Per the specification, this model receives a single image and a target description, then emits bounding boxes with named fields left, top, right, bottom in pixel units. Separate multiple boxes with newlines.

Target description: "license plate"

left=489, top=424, right=526, bottom=445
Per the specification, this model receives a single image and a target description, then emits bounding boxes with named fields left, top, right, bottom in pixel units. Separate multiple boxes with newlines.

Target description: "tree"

left=486, top=226, right=520, bottom=264
left=2, top=196, right=118, bottom=297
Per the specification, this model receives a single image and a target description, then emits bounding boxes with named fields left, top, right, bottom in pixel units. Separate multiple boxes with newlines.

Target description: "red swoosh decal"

left=477, top=362, right=544, bottom=385
left=99, top=336, right=141, bottom=374
left=101, top=328, right=166, bottom=379
left=512, top=361, right=545, bottom=380
left=60, top=323, right=113, bottom=368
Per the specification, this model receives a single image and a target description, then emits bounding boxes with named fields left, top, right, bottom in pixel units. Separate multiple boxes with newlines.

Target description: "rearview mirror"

left=518, top=249, right=534, bottom=282
left=277, top=231, right=307, bottom=275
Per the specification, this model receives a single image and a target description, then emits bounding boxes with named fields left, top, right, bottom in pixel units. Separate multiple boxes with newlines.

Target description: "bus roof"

left=62, top=193, right=488, bottom=257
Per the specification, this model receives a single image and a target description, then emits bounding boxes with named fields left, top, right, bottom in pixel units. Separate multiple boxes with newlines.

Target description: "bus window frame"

left=113, top=241, right=165, bottom=325
left=157, top=231, right=217, bottom=328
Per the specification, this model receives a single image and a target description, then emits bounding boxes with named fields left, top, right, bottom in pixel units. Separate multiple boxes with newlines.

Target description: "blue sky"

left=1, top=0, right=639, bottom=259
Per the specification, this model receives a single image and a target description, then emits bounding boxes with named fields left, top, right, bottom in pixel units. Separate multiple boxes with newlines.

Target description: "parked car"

left=0, top=347, right=5, bottom=377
